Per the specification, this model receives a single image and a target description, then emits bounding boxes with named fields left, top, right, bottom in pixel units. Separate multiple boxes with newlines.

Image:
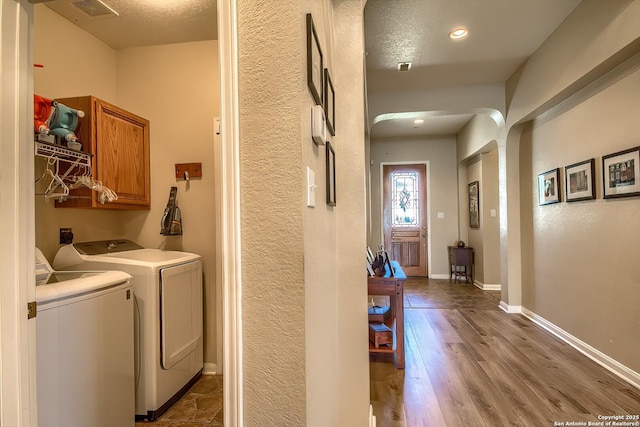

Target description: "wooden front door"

left=383, top=164, right=428, bottom=276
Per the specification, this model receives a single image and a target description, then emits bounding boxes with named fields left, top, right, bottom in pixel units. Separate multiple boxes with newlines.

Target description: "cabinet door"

left=95, top=99, right=150, bottom=209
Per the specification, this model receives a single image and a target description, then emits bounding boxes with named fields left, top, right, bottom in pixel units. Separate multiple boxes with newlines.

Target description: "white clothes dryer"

left=53, top=240, right=203, bottom=421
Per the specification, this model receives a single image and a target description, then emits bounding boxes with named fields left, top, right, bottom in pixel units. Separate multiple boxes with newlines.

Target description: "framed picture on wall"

left=326, top=141, right=336, bottom=206
left=468, top=181, right=479, bottom=229
left=324, top=68, right=335, bottom=136
left=306, top=13, right=323, bottom=106
left=565, top=158, right=595, bottom=202
left=538, top=168, right=561, bottom=205
left=602, top=147, right=640, bottom=199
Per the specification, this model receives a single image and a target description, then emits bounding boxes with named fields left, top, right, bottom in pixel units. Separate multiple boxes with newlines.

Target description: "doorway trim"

left=218, top=1, right=243, bottom=426
left=0, top=1, right=37, bottom=425
left=379, top=161, right=432, bottom=277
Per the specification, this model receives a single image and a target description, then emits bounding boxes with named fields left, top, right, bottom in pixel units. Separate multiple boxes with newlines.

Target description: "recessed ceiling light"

left=397, top=62, right=412, bottom=72
left=414, top=119, right=424, bottom=125
left=449, top=27, right=468, bottom=40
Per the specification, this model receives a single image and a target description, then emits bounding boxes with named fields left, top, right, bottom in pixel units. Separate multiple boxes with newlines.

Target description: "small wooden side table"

left=448, top=246, right=474, bottom=283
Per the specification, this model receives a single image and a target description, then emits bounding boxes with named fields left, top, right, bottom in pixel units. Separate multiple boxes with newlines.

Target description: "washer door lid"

left=160, top=261, right=203, bottom=369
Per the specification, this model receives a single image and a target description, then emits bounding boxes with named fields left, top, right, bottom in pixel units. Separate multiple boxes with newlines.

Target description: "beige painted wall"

left=237, top=0, right=369, bottom=425
left=116, top=41, right=220, bottom=368
left=506, top=0, right=640, bottom=127
left=504, top=0, right=640, bottom=377
left=456, top=113, right=500, bottom=161
left=502, top=0, right=640, bottom=310
left=332, top=2, right=370, bottom=424
left=466, top=160, right=483, bottom=281
left=33, top=5, right=220, bottom=366
left=34, top=5, right=121, bottom=261
left=461, top=151, right=500, bottom=286
left=369, top=136, right=458, bottom=277
left=237, top=0, right=306, bottom=423
left=521, top=60, right=640, bottom=374
left=480, top=150, right=500, bottom=285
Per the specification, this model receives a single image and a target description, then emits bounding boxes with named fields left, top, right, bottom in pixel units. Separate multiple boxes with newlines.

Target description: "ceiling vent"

left=72, top=0, right=119, bottom=17
left=397, top=62, right=412, bottom=72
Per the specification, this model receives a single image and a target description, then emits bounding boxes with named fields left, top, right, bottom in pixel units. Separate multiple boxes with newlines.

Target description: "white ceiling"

left=365, top=0, right=582, bottom=138
left=42, top=0, right=217, bottom=50
left=40, top=0, right=581, bottom=139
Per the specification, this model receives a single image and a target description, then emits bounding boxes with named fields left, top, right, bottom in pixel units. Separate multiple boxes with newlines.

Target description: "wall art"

left=565, top=158, right=595, bottom=202
left=602, top=147, right=640, bottom=199
left=538, top=168, right=561, bottom=205
left=306, top=14, right=323, bottom=106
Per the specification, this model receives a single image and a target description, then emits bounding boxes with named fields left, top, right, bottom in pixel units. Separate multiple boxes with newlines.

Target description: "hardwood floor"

left=135, top=375, right=223, bottom=426
left=370, top=278, right=640, bottom=427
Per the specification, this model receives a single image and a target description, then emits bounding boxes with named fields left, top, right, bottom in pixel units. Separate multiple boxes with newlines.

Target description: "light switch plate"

left=437, top=212, right=445, bottom=219
left=307, top=167, right=316, bottom=207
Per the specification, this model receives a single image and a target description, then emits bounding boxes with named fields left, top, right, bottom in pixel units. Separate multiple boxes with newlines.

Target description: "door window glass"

left=391, top=171, right=419, bottom=227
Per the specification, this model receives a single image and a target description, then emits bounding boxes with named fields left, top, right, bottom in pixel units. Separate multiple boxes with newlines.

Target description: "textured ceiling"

left=364, top=0, right=581, bottom=138
left=42, top=0, right=581, bottom=138
left=365, top=0, right=581, bottom=93
left=44, top=0, right=217, bottom=49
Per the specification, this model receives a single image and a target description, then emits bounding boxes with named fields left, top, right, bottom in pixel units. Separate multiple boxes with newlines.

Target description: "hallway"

left=370, top=278, right=640, bottom=426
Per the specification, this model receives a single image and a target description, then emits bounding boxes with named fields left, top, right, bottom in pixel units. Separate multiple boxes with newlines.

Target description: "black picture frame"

left=468, top=181, right=479, bottom=229
left=324, top=68, right=335, bottom=136
left=565, top=158, right=595, bottom=202
left=538, top=168, right=561, bottom=205
left=326, top=141, right=336, bottom=206
left=602, top=146, right=640, bottom=199
left=306, top=14, right=323, bottom=106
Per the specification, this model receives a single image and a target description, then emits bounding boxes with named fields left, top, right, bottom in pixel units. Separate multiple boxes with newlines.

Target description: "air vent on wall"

left=72, top=0, right=119, bottom=17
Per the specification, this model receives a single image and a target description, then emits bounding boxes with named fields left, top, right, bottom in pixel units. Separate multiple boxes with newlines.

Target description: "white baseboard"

left=429, top=274, right=449, bottom=280
left=499, top=301, right=522, bottom=313
left=473, top=280, right=501, bottom=291
left=521, top=307, right=640, bottom=390
left=203, top=362, right=218, bottom=375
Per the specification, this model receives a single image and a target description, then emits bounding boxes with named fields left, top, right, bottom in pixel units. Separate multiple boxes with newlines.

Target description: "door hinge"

left=27, top=301, right=37, bottom=319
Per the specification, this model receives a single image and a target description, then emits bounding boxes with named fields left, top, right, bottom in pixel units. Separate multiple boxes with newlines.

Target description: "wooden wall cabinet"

left=55, top=96, right=150, bottom=210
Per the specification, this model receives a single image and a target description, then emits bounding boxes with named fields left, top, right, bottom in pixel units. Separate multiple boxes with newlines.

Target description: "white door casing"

left=217, top=1, right=243, bottom=426
left=0, top=1, right=37, bottom=426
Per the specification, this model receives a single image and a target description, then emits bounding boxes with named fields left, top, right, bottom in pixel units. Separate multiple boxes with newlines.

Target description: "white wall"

left=368, top=83, right=505, bottom=125
left=369, top=136, right=458, bottom=277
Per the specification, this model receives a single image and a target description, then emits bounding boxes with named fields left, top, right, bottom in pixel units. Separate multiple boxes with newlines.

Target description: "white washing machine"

left=53, top=240, right=204, bottom=421
left=36, top=248, right=134, bottom=427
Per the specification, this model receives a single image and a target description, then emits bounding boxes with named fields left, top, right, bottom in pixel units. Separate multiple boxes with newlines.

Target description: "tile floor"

left=135, top=374, right=223, bottom=427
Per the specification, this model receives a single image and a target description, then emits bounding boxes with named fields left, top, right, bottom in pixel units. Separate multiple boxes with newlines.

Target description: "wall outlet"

left=59, top=228, right=73, bottom=244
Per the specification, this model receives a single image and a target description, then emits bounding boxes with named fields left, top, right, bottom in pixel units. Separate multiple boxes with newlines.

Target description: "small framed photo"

left=602, top=147, right=640, bottom=199
left=306, top=14, right=323, bottom=106
left=326, top=141, right=336, bottom=206
left=565, top=159, right=595, bottom=202
left=324, top=68, right=335, bottom=136
left=468, top=181, right=479, bottom=229
left=538, top=168, right=561, bottom=205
